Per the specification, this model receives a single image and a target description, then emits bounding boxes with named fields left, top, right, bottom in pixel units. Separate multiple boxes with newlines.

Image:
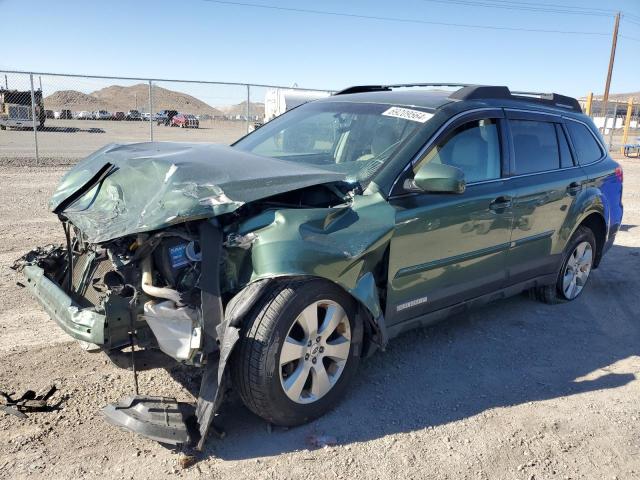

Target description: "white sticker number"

left=382, top=106, right=433, bottom=123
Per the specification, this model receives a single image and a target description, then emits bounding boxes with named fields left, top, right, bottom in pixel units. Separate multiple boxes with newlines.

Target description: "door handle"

left=489, top=196, right=512, bottom=211
left=567, top=182, right=582, bottom=195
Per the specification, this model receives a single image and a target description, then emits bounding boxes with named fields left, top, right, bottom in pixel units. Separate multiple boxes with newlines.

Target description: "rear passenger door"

left=505, top=110, right=587, bottom=284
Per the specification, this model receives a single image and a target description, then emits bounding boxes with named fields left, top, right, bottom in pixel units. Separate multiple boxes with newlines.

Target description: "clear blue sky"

left=1, top=0, right=639, bottom=98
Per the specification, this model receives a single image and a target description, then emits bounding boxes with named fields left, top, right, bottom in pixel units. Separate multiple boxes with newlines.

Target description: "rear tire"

left=232, top=278, right=361, bottom=426
left=532, top=226, right=596, bottom=304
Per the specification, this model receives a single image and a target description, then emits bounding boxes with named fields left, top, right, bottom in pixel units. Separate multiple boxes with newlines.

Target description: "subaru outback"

left=14, top=83, right=623, bottom=447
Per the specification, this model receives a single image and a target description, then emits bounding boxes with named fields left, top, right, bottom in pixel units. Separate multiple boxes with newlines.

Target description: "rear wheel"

left=532, top=226, right=596, bottom=303
left=232, top=278, right=361, bottom=426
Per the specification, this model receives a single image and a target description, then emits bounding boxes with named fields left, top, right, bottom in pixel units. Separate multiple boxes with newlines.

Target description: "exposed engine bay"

left=13, top=181, right=357, bottom=448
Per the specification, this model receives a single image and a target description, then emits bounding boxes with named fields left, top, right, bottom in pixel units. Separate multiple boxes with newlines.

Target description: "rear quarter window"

left=565, top=121, right=603, bottom=165
left=510, top=120, right=560, bottom=174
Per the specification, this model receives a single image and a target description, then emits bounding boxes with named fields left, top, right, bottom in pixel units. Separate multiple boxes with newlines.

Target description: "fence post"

left=148, top=80, right=154, bottom=142
left=620, top=97, right=634, bottom=155
left=585, top=92, right=593, bottom=117
left=246, top=84, right=251, bottom=133
left=608, top=101, right=618, bottom=151
left=29, top=73, right=39, bottom=165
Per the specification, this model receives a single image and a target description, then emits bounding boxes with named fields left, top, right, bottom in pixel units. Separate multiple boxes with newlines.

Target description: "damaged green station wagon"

left=15, top=84, right=624, bottom=447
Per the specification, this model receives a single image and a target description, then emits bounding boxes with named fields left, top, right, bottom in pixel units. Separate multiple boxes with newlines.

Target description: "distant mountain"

left=584, top=91, right=640, bottom=101
left=44, top=83, right=224, bottom=115
left=44, top=90, right=100, bottom=111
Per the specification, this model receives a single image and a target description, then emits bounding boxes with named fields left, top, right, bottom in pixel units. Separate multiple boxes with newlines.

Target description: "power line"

left=623, top=17, right=640, bottom=27
left=620, top=34, right=640, bottom=43
left=202, top=0, right=611, bottom=36
left=475, top=0, right=615, bottom=14
left=420, top=0, right=615, bottom=17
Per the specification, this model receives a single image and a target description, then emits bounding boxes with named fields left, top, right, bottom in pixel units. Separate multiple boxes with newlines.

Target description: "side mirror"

left=411, top=162, right=466, bottom=194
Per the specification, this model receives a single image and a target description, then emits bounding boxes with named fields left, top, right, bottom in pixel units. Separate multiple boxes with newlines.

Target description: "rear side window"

left=565, top=121, right=603, bottom=164
left=510, top=120, right=559, bottom=174
left=556, top=124, right=574, bottom=168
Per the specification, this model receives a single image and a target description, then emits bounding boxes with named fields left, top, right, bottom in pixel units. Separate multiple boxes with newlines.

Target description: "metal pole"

left=29, top=74, right=39, bottom=164
left=620, top=97, right=634, bottom=155
left=585, top=92, right=593, bottom=117
left=246, top=84, right=251, bottom=133
left=601, top=12, right=620, bottom=117
left=148, top=80, right=154, bottom=142
left=4, top=74, right=8, bottom=89
left=608, top=102, right=618, bottom=151
left=39, top=75, right=42, bottom=91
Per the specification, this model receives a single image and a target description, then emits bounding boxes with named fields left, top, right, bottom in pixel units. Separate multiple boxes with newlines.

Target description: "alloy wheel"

left=562, top=241, right=593, bottom=299
left=279, top=300, right=351, bottom=404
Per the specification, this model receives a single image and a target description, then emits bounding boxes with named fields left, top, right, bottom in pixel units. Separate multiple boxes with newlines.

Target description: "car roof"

left=319, top=84, right=583, bottom=116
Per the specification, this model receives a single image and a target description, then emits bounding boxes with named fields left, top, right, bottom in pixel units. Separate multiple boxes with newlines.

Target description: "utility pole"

left=601, top=12, right=620, bottom=117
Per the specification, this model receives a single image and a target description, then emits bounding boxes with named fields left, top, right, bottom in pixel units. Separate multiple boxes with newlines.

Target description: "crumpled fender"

left=245, top=192, right=395, bottom=336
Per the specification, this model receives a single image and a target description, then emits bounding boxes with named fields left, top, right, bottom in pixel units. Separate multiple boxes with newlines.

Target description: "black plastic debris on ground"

left=0, top=385, right=62, bottom=419
left=102, top=395, right=199, bottom=446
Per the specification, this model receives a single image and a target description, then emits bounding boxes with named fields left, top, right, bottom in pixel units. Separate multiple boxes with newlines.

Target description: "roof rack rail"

left=334, top=83, right=470, bottom=96
left=335, top=83, right=582, bottom=113
left=447, top=85, right=582, bottom=112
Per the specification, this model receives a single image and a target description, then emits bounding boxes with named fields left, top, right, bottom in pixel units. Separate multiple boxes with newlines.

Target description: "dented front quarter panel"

left=245, top=192, right=396, bottom=319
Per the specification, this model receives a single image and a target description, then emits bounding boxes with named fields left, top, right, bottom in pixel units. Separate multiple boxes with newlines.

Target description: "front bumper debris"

left=22, top=265, right=106, bottom=345
left=102, top=396, right=195, bottom=445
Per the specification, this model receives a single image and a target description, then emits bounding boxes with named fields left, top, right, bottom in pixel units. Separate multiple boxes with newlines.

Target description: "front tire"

left=232, top=278, right=361, bottom=426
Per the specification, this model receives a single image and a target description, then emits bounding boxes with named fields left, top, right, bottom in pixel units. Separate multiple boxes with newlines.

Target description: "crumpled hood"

left=50, top=142, right=346, bottom=243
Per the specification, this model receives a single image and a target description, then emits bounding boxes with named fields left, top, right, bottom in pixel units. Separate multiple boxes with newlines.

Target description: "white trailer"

left=263, top=88, right=331, bottom=123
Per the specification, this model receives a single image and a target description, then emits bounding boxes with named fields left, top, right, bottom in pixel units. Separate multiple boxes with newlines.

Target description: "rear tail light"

left=615, top=166, right=623, bottom=183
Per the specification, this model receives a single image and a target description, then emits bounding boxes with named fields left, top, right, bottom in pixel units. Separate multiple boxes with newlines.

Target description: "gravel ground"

left=1, top=153, right=639, bottom=479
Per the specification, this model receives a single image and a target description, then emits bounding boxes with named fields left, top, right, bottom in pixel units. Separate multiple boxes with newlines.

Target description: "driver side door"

left=386, top=110, right=514, bottom=329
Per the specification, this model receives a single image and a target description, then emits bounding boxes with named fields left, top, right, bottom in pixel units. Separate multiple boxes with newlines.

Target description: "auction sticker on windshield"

left=382, top=106, right=433, bottom=123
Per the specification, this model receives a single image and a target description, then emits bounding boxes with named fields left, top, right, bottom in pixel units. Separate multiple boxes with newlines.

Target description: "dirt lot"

left=0, top=119, right=247, bottom=164
left=1, top=152, right=639, bottom=479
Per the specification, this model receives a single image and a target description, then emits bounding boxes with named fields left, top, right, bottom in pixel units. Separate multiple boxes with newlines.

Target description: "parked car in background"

left=54, top=109, right=72, bottom=120
left=45, top=110, right=55, bottom=119
left=125, top=110, right=142, bottom=121
left=76, top=111, right=92, bottom=120
left=112, top=111, right=125, bottom=121
left=93, top=110, right=111, bottom=120
left=141, top=112, right=151, bottom=121
left=156, top=109, right=178, bottom=126
left=171, top=113, right=199, bottom=128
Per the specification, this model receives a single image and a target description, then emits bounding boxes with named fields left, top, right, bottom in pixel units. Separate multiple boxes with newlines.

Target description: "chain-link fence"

left=2, top=70, right=639, bottom=164
left=0, top=70, right=333, bottom=165
left=579, top=96, right=640, bottom=154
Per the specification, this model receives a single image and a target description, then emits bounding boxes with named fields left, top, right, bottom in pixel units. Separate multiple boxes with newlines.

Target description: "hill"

left=44, top=90, right=101, bottom=111
left=584, top=91, right=640, bottom=101
left=44, top=83, right=224, bottom=115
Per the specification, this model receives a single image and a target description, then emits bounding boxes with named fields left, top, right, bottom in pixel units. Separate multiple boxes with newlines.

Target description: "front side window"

left=417, top=118, right=501, bottom=183
left=510, top=120, right=560, bottom=174
left=235, top=101, right=429, bottom=186
left=565, top=120, right=603, bottom=165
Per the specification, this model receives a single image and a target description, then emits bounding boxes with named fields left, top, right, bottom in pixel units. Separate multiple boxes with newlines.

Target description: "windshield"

left=234, top=101, right=431, bottom=185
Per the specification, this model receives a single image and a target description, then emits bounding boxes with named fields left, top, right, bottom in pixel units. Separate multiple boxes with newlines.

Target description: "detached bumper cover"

left=23, top=265, right=106, bottom=345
